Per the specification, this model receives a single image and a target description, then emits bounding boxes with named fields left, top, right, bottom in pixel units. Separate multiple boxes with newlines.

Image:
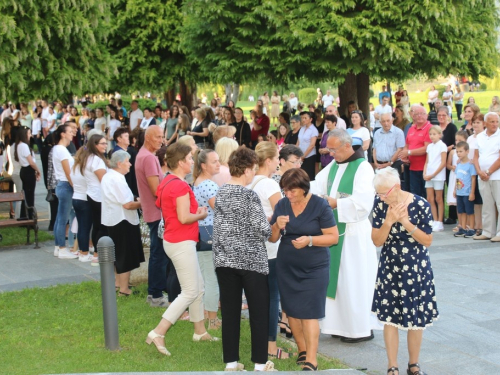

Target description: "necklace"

left=397, top=191, right=411, bottom=205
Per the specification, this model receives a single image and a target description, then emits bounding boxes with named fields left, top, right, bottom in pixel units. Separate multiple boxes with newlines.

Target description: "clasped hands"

left=385, top=203, right=410, bottom=226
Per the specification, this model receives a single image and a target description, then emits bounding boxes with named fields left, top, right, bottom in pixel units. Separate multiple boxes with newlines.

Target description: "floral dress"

left=371, top=195, right=439, bottom=330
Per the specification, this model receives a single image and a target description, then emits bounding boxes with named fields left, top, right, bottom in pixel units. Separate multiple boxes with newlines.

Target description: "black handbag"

left=45, top=189, right=55, bottom=202
left=199, top=225, right=213, bottom=251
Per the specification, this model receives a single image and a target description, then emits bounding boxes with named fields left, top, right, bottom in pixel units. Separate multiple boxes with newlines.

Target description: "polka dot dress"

left=371, top=195, right=439, bottom=330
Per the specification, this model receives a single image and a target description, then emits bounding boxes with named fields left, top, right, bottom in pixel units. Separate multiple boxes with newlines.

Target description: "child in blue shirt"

left=453, top=141, right=477, bottom=238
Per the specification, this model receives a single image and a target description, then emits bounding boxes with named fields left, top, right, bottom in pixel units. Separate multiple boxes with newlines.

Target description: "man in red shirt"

left=250, top=104, right=270, bottom=149
left=395, top=86, right=404, bottom=105
left=399, top=105, right=431, bottom=197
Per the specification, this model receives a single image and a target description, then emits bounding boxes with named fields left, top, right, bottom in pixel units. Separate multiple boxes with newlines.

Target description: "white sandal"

left=146, top=330, right=171, bottom=356
left=193, top=331, right=220, bottom=342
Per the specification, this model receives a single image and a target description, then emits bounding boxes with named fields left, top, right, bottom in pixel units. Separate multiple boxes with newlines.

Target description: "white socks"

left=254, top=363, right=266, bottom=371
left=225, top=362, right=238, bottom=369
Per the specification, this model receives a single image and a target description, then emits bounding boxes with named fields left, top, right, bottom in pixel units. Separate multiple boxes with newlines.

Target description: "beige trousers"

left=162, top=240, right=205, bottom=324
left=478, top=180, right=500, bottom=238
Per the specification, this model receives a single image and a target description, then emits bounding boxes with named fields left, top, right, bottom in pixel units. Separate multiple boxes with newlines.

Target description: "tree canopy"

left=0, top=0, right=116, bottom=102
left=181, top=0, right=499, bottom=84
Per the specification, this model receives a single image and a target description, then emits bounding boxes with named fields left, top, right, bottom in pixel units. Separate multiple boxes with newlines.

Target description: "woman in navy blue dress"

left=270, top=168, right=338, bottom=371
left=371, top=167, right=439, bottom=375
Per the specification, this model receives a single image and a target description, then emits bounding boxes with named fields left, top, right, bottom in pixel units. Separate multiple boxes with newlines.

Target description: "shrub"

left=480, top=83, right=487, bottom=91
left=298, top=88, right=317, bottom=107
left=87, top=98, right=158, bottom=112
left=369, top=88, right=374, bottom=98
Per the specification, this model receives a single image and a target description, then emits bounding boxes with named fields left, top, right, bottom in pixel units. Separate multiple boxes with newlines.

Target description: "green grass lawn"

left=0, top=282, right=346, bottom=374
left=0, top=227, right=53, bottom=247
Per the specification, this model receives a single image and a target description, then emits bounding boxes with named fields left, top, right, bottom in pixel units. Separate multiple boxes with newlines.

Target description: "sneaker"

left=473, top=234, right=491, bottom=240
left=54, top=246, right=59, bottom=257
left=454, top=228, right=466, bottom=237
left=71, top=249, right=80, bottom=257
left=79, top=253, right=94, bottom=262
left=58, top=248, right=79, bottom=259
left=464, top=229, right=476, bottom=238
left=432, top=222, right=444, bottom=232
left=90, top=256, right=99, bottom=267
left=148, top=295, right=169, bottom=308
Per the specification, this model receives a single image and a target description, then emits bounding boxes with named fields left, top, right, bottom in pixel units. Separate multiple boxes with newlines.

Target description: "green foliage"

left=298, top=88, right=318, bottom=106
left=87, top=98, right=157, bottom=112
left=369, top=88, right=375, bottom=98
left=109, top=0, right=197, bottom=93
left=480, top=69, right=500, bottom=90
left=181, top=0, right=499, bottom=85
left=0, top=0, right=117, bottom=102
left=480, top=83, right=488, bottom=91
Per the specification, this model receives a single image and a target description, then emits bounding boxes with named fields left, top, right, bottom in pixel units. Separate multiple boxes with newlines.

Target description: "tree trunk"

left=338, top=72, right=357, bottom=119
left=224, top=84, right=232, bottom=104
left=387, top=81, right=393, bottom=107
left=179, top=78, right=188, bottom=106
left=356, top=73, right=370, bottom=127
left=233, top=83, right=240, bottom=105
left=164, top=88, right=175, bottom=108
left=189, top=82, right=197, bottom=109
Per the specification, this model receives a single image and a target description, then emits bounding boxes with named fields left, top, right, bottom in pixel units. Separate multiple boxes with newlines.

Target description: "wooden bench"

left=0, top=191, right=39, bottom=248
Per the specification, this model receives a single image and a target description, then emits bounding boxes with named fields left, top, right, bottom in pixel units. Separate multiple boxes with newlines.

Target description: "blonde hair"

left=255, top=141, right=278, bottom=167
left=177, top=135, right=194, bottom=146
left=212, top=125, right=236, bottom=145
left=429, top=125, right=443, bottom=135
left=215, top=137, right=239, bottom=165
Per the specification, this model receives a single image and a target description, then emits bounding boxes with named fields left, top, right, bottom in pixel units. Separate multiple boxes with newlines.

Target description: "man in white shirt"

left=1, top=103, right=11, bottom=122
left=473, top=112, right=500, bottom=242
left=373, top=96, right=393, bottom=132
left=325, top=105, right=346, bottom=130
left=322, top=90, right=335, bottom=109
left=139, top=108, right=156, bottom=129
left=289, top=92, right=299, bottom=115
left=129, top=100, right=143, bottom=131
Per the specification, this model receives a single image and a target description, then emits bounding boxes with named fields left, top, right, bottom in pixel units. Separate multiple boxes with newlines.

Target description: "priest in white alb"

left=311, top=128, right=381, bottom=343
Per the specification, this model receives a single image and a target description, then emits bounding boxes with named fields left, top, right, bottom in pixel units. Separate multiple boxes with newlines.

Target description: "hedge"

left=298, top=88, right=318, bottom=106
left=86, top=98, right=158, bottom=111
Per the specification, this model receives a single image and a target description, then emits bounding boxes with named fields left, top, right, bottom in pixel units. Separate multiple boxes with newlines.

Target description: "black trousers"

left=88, top=195, right=108, bottom=252
left=301, top=155, right=316, bottom=181
left=20, top=166, right=36, bottom=219
left=216, top=267, right=269, bottom=364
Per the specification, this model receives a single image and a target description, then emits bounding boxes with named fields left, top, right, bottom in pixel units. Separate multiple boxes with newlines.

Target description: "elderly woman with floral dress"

left=371, top=167, right=439, bottom=375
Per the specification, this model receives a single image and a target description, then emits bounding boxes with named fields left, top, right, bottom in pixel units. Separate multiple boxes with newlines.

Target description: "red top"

left=395, top=90, right=403, bottom=104
left=251, top=114, right=270, bottom=141
left=406, top=121, right=432, bottom=171
left=156, top=175, right=199, bottom=243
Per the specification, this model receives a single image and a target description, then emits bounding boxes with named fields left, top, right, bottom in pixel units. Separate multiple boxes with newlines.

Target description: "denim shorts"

left=457, top=195, right=474, bottom=215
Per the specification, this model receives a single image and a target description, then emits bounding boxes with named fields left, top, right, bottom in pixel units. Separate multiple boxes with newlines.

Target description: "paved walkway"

left=1, top=162, right=499, bottom=374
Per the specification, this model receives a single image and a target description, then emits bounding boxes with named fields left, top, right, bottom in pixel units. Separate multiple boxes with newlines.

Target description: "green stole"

left=326, top=158, right=364, bottom=299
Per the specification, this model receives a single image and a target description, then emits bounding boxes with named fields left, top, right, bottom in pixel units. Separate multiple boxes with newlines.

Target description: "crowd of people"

left=0, top=87, right=499, bottom=374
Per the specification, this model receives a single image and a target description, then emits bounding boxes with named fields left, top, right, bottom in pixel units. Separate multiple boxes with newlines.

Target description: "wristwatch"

left=390, top=161, right=393, bottom=165
left=308, top=236, right=313, bottom=247
left=486, top=169, right=490, bottom=176
left=408, top=150, right=412, bottom=156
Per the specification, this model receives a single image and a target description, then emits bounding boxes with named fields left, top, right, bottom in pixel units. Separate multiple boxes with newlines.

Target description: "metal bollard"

left=97, top=236, right=120, bottom=351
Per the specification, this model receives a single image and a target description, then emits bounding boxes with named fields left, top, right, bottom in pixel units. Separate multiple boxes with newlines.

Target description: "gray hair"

left=436, top=106, right=449, bottom=115
left=86, top=128, right=105, bottom=139
left=373, top=167, right=400, bottom=189
left=484, top=111, right=499, bottom=122
left=328, top=128, right=352, bottom=145
left=109, top=150, right=130, bottom=168
left=290, top=115, right=301, bottom=123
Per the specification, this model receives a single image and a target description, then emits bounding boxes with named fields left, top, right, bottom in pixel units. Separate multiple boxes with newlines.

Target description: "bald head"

left=380, top=113, right=393, bottom=131
left=145, top=125, right=163, bottom=151
left=325, top=105, right=337, bottom=116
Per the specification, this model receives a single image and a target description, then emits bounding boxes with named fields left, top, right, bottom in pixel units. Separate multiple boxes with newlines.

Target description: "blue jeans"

left=68, top=208, right=76, bottom=248
left=409, top=170, right=426, bottom=198
left=268, top=258, right=280, bottom=342
left=148, top=220, right=169, bottom=298
left=54, top=181, right=73, bottom=247
left=73, top=199, right=92, bottom=252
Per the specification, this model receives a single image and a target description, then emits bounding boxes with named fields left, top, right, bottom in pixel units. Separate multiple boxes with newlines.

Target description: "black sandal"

left=296, top=351, right=307, bottom=365
left=388, top=366, right=399, bottom=374
left=302, top=362, right=318, bottom=371
left=279, top=322, right=293, bottom=338
left=407, top=363, right=426, bottom=375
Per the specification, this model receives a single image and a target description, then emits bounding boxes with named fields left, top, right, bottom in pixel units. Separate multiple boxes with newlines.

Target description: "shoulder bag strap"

left=249, top=176, right=267, bottom=190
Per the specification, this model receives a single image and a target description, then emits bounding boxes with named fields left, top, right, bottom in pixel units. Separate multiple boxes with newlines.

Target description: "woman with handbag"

left=146, top=143, right=216, bottom=357
left=193, top=149, right=221, bottom=330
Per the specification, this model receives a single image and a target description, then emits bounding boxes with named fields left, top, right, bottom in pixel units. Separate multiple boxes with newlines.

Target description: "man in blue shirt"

left=378, top=85, right=390, bottom=104
left=373, top=113, right=405, bottom=172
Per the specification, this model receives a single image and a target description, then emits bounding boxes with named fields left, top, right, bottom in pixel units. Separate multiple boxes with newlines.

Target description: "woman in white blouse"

left=94, top=108, right=107, bottom=133
left=15, top=127, right=41, bottom=219
left=101, top=150, right=144, bottom=296
left=348, top=110, right=371, bottom=159
left=52, top=124, right=78, bottom=259
left=107, top=106, right=122, bottom=150
left=82, top=134, right=108, bottom=265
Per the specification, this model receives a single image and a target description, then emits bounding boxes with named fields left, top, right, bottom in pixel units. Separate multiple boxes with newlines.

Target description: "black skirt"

left=107, top=220, right=145, bottom=274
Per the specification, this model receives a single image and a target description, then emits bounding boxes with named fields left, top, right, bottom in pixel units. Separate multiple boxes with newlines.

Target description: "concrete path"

left=1, top=159, right=499, bottom=374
